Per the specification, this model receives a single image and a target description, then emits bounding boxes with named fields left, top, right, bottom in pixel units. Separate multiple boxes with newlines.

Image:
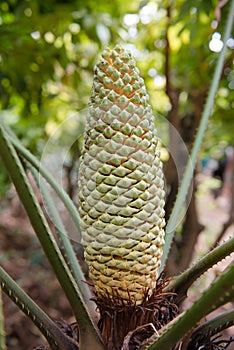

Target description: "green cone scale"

left=78, top=45, right=165, bottom=302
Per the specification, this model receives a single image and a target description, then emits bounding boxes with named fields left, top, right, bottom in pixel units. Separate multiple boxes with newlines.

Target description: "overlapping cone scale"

left=78, top=45, right=165, bottom=302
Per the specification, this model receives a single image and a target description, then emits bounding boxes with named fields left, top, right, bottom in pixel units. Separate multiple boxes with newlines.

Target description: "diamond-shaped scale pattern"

left=78, top=45, right=165, bottom=302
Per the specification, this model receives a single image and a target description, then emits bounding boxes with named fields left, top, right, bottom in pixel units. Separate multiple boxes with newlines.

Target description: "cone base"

left=94, top=276, right=178, bottom=350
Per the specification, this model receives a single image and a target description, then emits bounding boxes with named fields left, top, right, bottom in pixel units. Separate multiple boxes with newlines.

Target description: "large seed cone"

left=78, top=45, right=165, bottom=303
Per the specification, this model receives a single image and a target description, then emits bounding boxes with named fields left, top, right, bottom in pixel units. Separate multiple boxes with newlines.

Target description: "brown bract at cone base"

left=94, top=276, right=178, bottom=350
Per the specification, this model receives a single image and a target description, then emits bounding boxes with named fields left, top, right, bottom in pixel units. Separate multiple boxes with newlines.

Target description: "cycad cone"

left=78, top=45, right=165, bottom=303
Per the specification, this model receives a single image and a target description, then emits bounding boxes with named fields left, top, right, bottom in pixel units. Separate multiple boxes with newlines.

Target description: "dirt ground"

left=0, top=174, right=233, bottom=349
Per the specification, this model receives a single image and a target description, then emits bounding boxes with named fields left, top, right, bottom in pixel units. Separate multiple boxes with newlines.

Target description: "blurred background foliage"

left=1, top=0, right=233, bottom=149
left=0, top=0, right=234, bottom=271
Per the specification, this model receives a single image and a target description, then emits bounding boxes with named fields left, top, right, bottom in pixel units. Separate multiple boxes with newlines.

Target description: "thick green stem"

left=0, top=267, right=78, bottom=350
left=29, top=165, right=97, bottom=321
left=165, top=236, right=234, bottom=299
left=145, top=264, right=234, bottom=350
left=0, top=289, right=6, bottom=350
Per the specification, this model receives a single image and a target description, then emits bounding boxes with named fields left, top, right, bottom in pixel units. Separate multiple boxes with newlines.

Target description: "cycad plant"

left=0, top=2, right=234, bottom=348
